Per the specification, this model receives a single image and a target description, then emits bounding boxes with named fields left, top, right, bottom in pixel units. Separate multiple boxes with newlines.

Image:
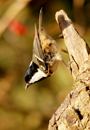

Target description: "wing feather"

left=32, top=24, right=47, bottom=71
left=33, top=24, right=44, bottom=61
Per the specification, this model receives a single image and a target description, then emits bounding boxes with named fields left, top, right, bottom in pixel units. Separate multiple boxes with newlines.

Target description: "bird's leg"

left=56, top=54, right=72, bottom=73
left=53, top=34, right=64, bottom=40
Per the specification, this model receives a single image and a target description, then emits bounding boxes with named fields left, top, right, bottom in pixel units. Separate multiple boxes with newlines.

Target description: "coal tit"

left=25, top=8, right=63, bottom=89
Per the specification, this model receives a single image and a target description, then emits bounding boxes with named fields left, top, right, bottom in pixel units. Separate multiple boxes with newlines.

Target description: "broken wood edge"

left=55, top=9, right=90, bottom=79
left=48, top=10, right=90, bottom=130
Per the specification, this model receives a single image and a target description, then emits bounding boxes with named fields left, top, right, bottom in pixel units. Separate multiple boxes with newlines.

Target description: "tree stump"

left=48, top=10, right=90, bottom=130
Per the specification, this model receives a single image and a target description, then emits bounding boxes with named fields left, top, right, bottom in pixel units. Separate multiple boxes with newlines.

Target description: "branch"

left=48, top=10, right=90, bottom=130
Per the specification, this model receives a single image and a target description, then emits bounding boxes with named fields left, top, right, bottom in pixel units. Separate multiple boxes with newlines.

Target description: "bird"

left=25, top=8, right=67, bottom=89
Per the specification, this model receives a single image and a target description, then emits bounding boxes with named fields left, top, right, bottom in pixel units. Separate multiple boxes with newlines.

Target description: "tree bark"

left=48, top=10, right=90, bottom=130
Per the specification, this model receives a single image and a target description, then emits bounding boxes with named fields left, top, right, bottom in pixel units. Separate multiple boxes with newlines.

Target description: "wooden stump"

left=48, top=10, right=90, bottom=130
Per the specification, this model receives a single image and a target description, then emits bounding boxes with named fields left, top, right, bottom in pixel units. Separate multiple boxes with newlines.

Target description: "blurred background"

left=0, top=0, right=90, bottom=130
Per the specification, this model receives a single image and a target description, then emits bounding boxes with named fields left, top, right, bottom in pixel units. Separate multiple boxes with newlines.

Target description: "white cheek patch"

left=29, top=68, right=47, bottom=84
left=25, top=68, right=47, bottom=89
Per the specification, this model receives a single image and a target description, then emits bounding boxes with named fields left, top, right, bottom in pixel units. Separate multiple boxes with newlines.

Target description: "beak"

left=25, top=83, right=29, bottom=89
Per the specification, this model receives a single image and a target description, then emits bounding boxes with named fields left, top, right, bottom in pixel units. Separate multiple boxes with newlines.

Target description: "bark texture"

left=48, top=10, right=90, bottom=130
